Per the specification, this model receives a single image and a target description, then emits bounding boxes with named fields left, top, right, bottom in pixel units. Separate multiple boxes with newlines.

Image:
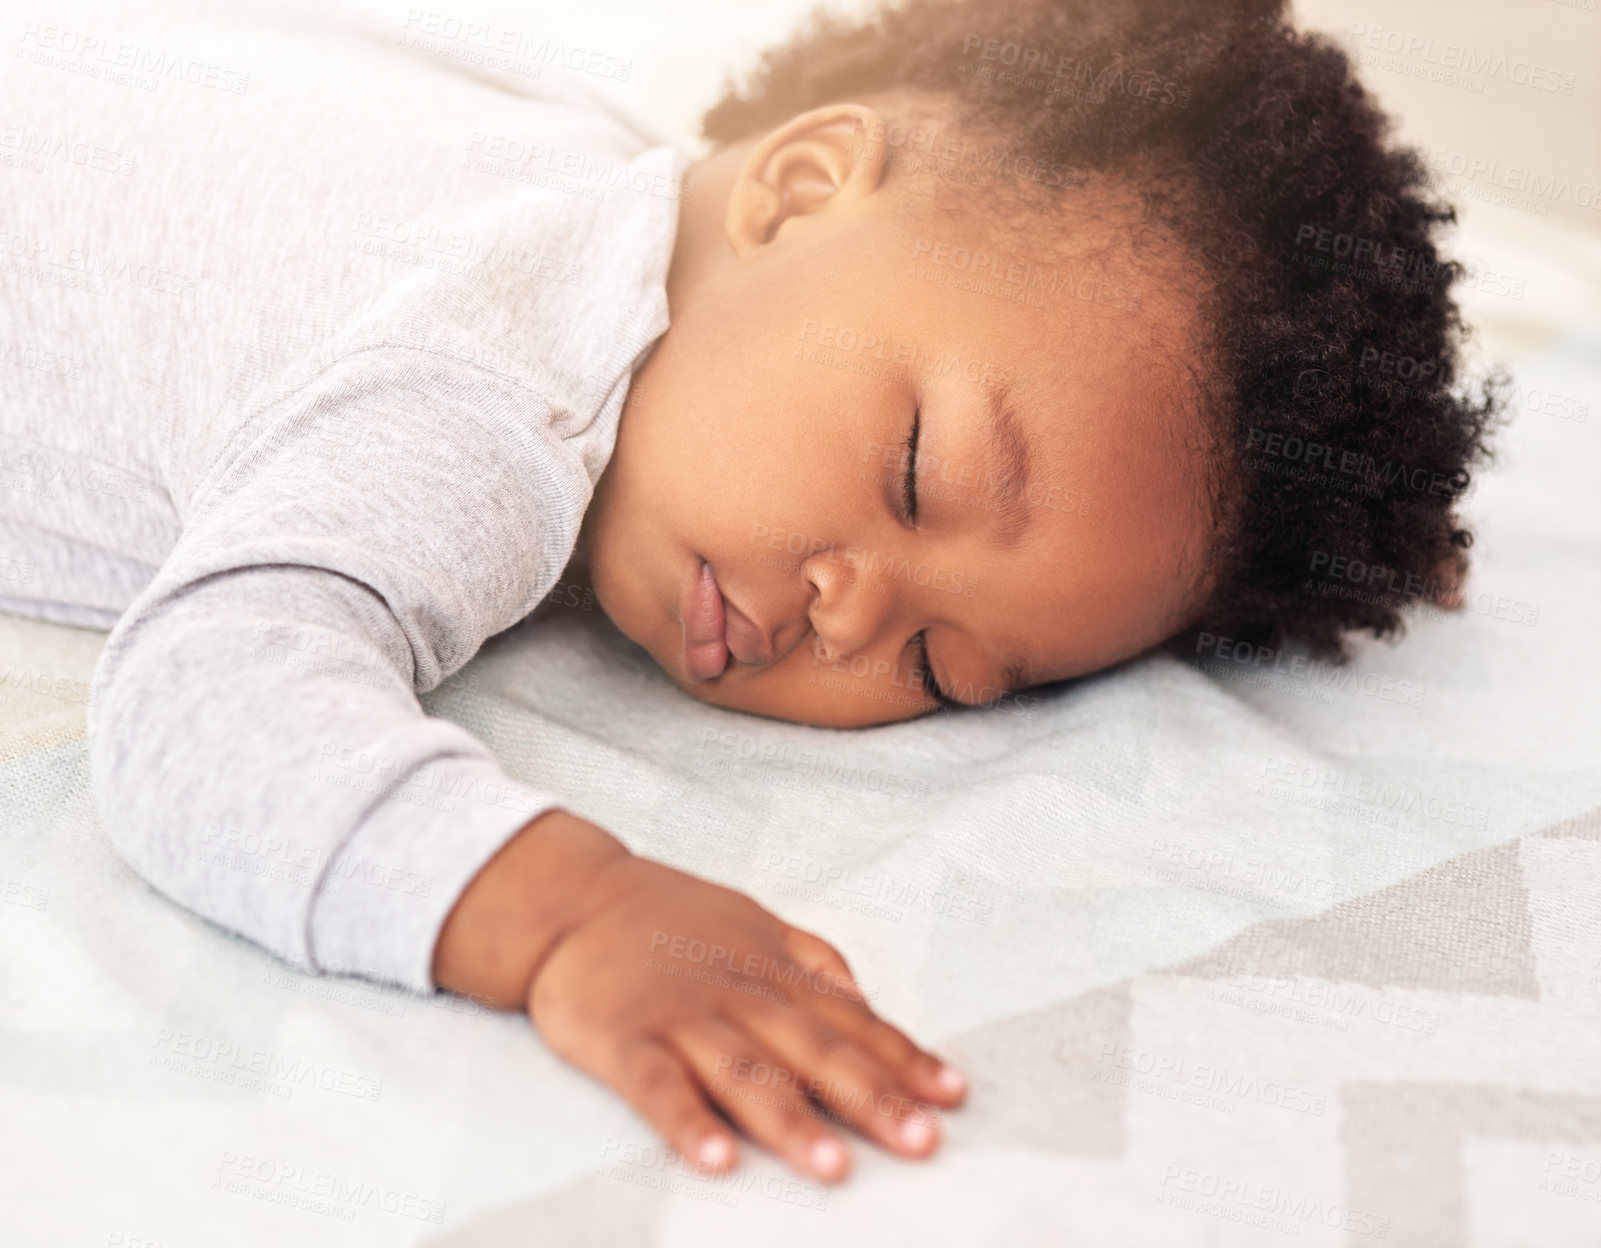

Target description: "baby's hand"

left=528, top=853, right=966, bottom=1183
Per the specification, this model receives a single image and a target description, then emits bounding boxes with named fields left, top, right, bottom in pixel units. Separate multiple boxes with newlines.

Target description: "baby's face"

left=583, top=104, right=1215, bottom=727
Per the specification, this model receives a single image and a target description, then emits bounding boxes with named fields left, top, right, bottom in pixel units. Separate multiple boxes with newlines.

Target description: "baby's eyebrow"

left=984, top=383, right=1035, bottom=550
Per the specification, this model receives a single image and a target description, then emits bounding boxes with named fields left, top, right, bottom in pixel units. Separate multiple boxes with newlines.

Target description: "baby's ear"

left=1427, top=539, right=1470, bottom=611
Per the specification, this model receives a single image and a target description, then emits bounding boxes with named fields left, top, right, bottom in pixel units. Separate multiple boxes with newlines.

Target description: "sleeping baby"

left=0, top=0, right=1497, bottom=1184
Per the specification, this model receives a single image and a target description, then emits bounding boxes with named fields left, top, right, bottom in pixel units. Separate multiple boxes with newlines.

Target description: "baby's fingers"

left=781, top=925, right=967, bottom=1109
left=812, top=995, right=968, bottom=1110
left=742, top=1006, right=939, bottom=1158
left=609, top=1037, right=739, bottom=1175
left=671, top=1019, right=853, bottom=1184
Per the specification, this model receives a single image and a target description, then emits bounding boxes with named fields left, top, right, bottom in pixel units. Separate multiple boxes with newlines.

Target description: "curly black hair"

left=699, top=0, right=1505, bottom=663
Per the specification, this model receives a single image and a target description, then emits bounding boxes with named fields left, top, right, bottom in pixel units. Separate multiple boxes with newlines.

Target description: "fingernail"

left=695, top=1134, right=733, bottom=1170
left=899, top=1116, right=936, bottom=1150
left=935, top=1064, right=967, bottom=1096
left=809, top=1136, right=848, bottom=1179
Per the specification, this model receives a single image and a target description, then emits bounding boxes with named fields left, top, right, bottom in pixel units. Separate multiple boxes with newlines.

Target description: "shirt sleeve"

left=86, top=346, right=594, bottom=994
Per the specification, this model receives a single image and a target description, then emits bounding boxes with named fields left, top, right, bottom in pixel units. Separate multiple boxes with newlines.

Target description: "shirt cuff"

left=304, top=718, right=565, bottom=994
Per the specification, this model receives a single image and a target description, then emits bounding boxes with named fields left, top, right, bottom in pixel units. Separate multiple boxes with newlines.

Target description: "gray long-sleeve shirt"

left=0, top=0, right=686, bottom=993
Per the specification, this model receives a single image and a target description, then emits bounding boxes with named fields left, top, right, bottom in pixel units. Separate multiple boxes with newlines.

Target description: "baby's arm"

left=89, top=347, right=961, bottom=1179
left=435, top=808, right=966, bottom=1182
left=88, top=349, right=574, bottom=990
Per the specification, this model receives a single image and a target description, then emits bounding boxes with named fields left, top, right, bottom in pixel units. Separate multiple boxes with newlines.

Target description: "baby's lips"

left=684, top=634, right=728, bottom=681
left=682, top=560, right=728, bottom=680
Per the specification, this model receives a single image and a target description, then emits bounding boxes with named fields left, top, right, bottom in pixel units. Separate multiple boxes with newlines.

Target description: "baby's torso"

left=0, top=0, right=684, bottom=620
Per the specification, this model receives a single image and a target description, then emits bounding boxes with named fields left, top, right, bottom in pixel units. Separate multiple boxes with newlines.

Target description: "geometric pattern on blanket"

left=427, top=806, right=1601, bottom=1247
